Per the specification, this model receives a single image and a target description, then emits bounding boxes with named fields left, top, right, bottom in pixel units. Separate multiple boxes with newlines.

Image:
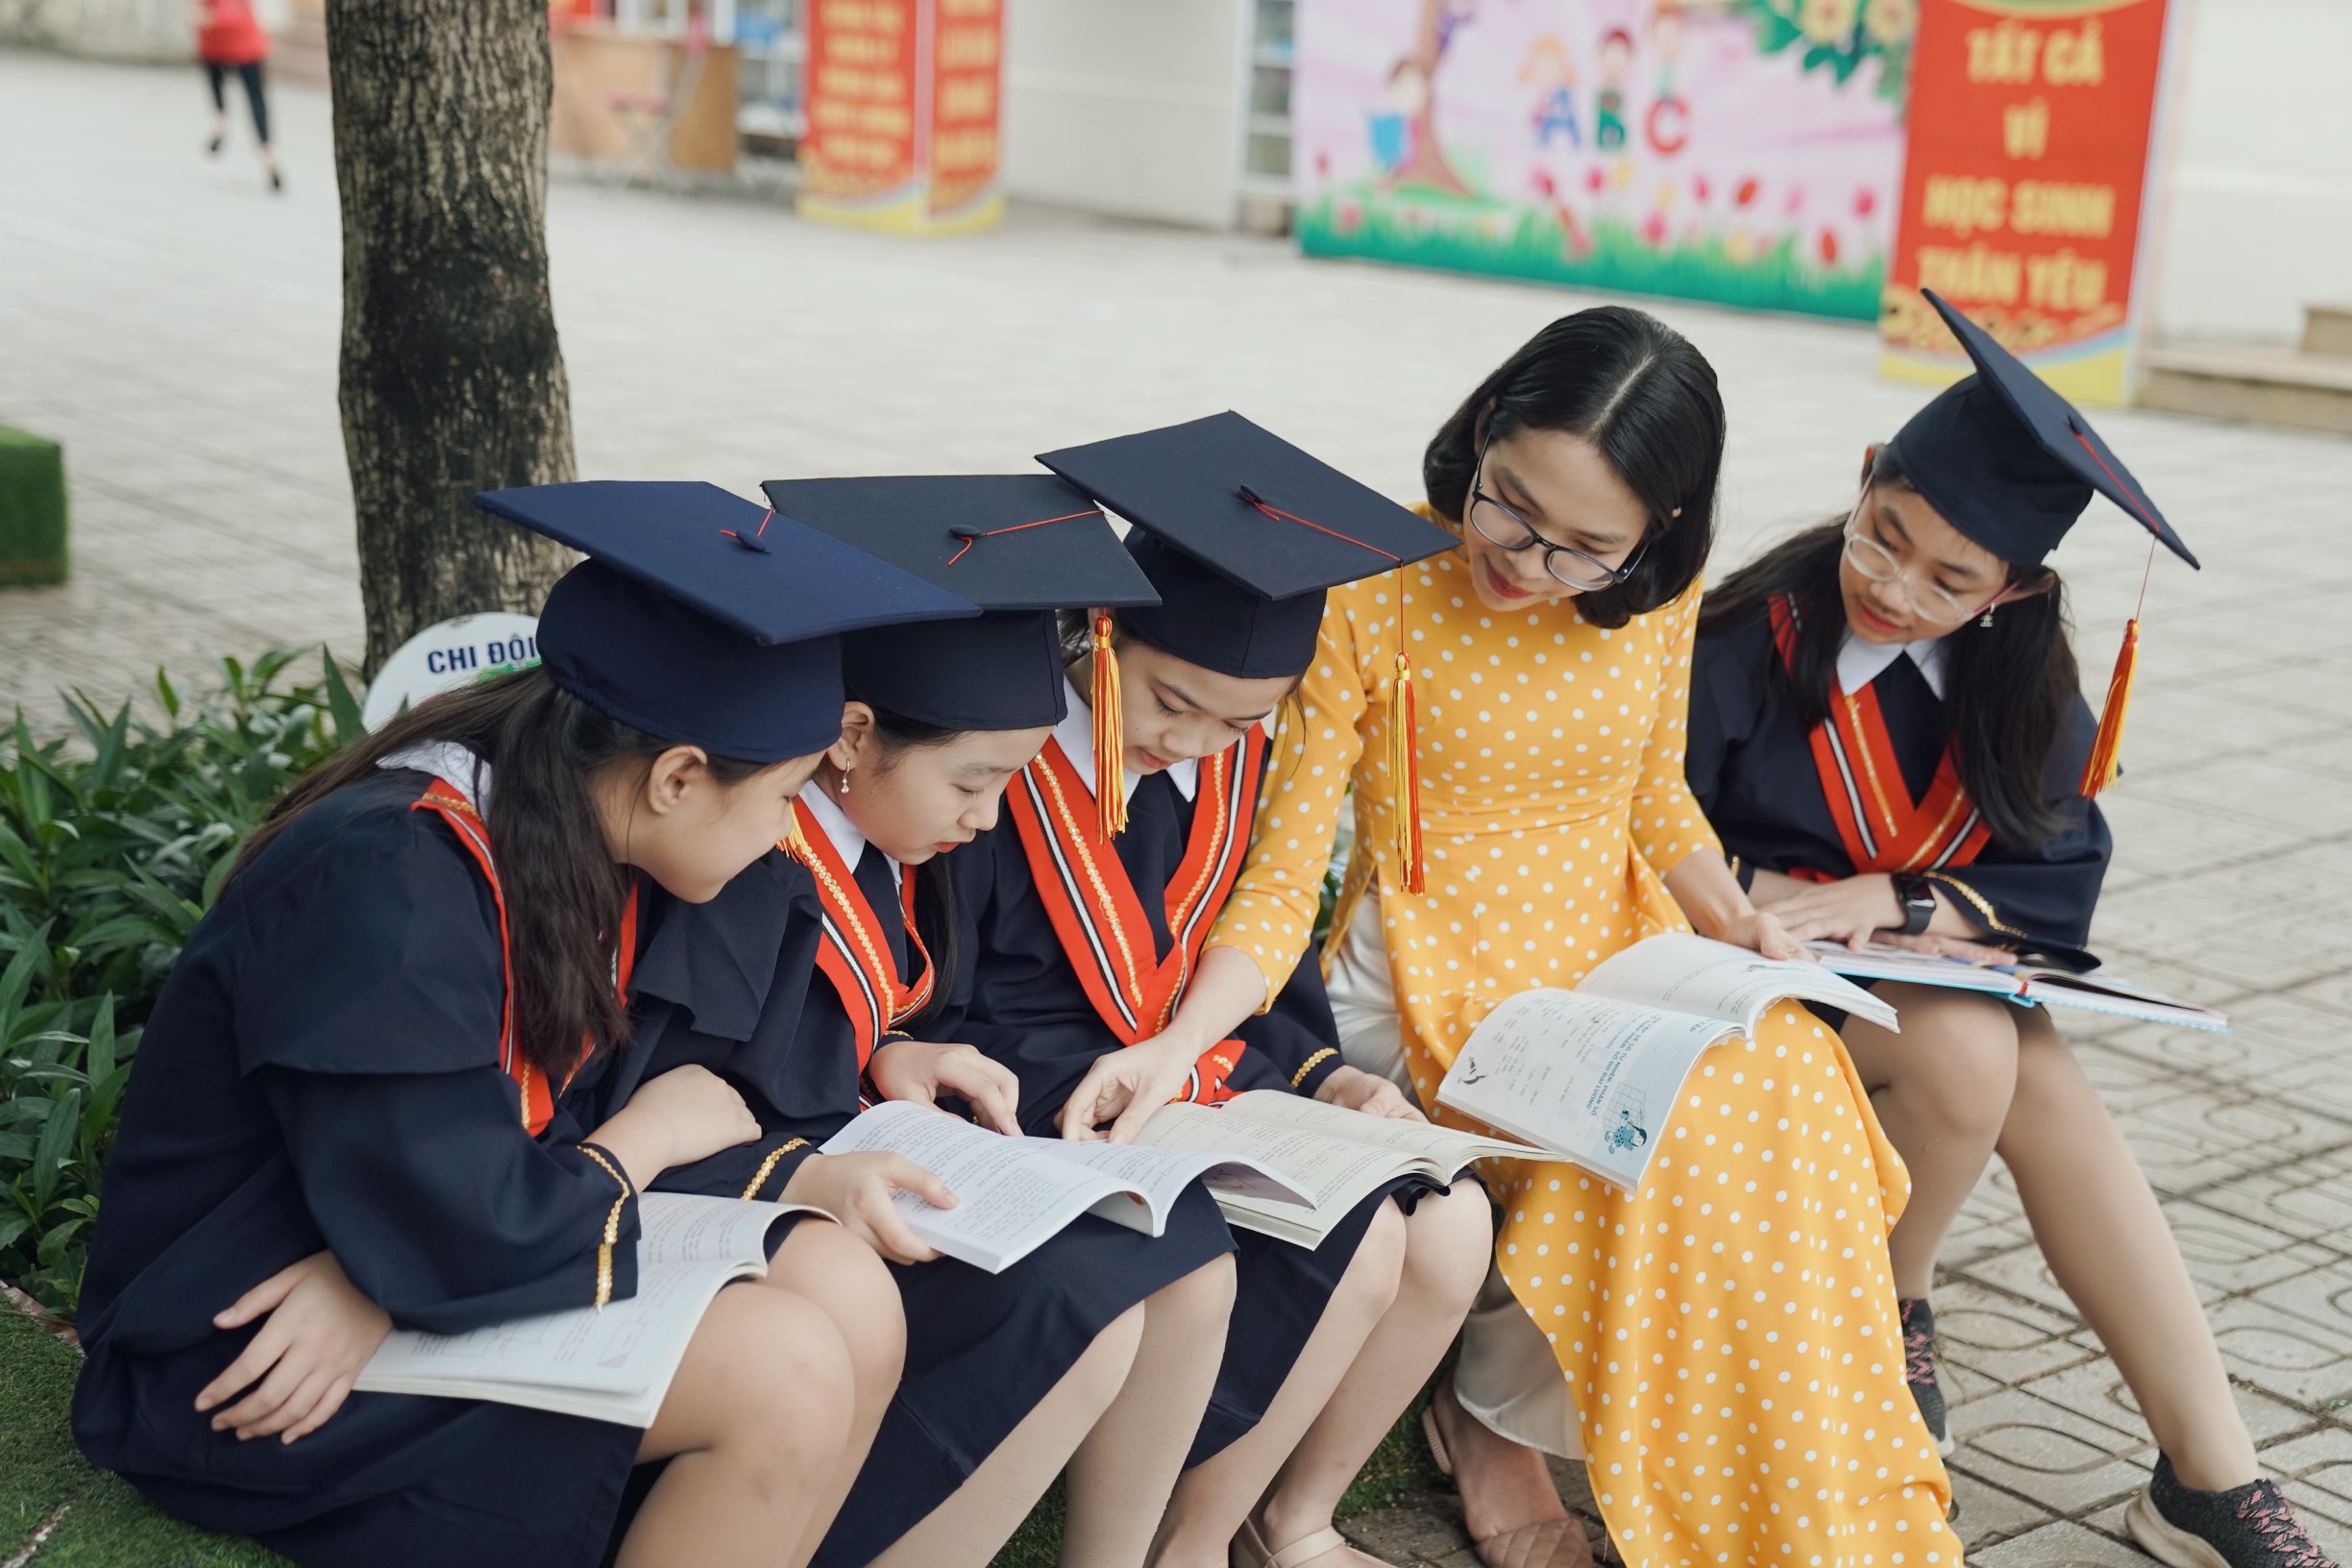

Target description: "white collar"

left=800, top=781, right=899, bottom=888
left=379, top=741, right=493, bottom=812
left=1054, top=677, right=1199, bottom=804
left=1837, top=630, right=1950, bottom=701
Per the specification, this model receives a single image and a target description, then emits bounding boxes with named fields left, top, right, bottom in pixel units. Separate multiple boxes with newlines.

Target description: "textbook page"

left=1214, top=1090, right=1540, bottom=1170
left=355, top=1192, right=803, bottom=1426
left=1804, top=941, right=2024, bottom=999
left=1035, top=1134, right=1314, bottom=1236
left=1131, top=1102, right=1426, bottom=1245
left=821, top=1100, right=1156, bottom=1273
left=1806, top=943, right=2228, bottom=1031
left=1580, top=933, right=1898, bottom=1034
left=1436, top=990, right=1733, bottom=1188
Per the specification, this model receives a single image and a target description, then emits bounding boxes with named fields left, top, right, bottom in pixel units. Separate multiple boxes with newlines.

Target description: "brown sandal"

left=1421, top=1387, right=1596, bottom=1568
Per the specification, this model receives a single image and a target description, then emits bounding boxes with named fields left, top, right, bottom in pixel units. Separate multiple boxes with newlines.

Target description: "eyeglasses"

left=1841, top=510, right=1995, bottom=626
left=1467, top=441, right=1650, bottom=592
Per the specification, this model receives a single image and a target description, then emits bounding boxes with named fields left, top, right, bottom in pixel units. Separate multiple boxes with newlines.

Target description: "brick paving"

left=7, top=47, right=2352, bottom=1565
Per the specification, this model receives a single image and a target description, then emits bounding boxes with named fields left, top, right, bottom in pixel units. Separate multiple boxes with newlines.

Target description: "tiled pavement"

left=7, top=48, right=2352, bottom=1565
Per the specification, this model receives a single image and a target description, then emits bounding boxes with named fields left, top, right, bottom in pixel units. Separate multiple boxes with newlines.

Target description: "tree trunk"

left=1393, top=0, right=1471, bottom=196
left=328, top=0, right=576, bottom=678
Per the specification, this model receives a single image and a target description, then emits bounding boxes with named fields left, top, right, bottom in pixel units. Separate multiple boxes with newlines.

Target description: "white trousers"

left=1325, top=887, right=1586, bottom=1461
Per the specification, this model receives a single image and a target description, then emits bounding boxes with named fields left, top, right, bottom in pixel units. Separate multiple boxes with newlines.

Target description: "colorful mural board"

left=1292, top=0, right=1920, bottom=321
left=1880, top=0, right=2175, bottom=406
left=799, top=0, right=1004, bottom=235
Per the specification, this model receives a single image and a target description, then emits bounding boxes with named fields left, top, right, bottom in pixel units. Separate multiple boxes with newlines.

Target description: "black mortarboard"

left=1037, top=412, right=1458, bottom=679
left=760, top=475, right=1159, bottom=730
left=1889, top=290, right=2196, bottom=571
left=474, top=480, right=976, bottom=762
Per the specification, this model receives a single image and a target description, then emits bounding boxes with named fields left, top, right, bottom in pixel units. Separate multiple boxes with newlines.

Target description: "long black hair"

left=1423, top=305, right=1726, bottom=629
left=1698, top=446, right=2082, bottom=846
left=839, top=689, right=968, bottom=1031
left=233, top=667, right=772, bottom=1079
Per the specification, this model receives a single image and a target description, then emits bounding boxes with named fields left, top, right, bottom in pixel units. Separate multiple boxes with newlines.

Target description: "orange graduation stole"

left=1770, top=594, right=1993, bottom=878
left=782, top=798, right=933, bottom=1075
left=1006, top=728, right=1265, bottom=1105
left=413, top=778, right=639, bottom=1137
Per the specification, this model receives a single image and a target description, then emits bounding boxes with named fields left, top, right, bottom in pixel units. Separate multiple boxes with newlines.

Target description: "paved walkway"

left=7, top=48, right=2352, bottom=1565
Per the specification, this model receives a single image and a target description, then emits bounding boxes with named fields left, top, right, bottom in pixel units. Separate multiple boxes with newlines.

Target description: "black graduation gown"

left=1687, top=599, right=2113, bottom=967
left=950, top=764, right=1394, bottom=1467
left=72, top=772, right=647, bottom=1568
left=618, top=839, right=1233, bottom=1568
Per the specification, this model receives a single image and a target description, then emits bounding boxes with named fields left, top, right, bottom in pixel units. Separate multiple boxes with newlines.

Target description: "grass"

left=1299, top=182, right=1884, bottom=322
left=0, top=1303, right=288, bottom=1567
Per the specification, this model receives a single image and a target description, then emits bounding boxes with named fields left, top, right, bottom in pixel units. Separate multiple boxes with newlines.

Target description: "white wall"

left=1001, top=0, right=1245, bottom=230
left=2147, top=0, right=2352, bottom=344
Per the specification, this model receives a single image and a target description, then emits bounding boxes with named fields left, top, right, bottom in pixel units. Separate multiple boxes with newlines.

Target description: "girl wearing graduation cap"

left=943, top=416, right=1497, bottom=1568
left=622, top=476, right=1243, bottom=1568
left=1115, top=314, right=1962, bottom=1567
left=1687, top=291, right=2339, bottom=1568
left=71, top=482, right=973, bottom=1568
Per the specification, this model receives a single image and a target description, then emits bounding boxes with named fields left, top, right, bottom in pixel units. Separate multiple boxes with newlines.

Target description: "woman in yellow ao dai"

left=1189, top=311, right=1958, bottom=1565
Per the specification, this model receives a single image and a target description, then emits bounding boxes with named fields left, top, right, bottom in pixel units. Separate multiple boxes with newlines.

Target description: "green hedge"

left=0, top=426, right=69, bottom=585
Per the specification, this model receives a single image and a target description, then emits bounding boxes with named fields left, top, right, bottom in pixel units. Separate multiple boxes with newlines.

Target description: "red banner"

left=802, top=0, right=1002, bottom=233
left=1882, top=0, right=2173, bottom=405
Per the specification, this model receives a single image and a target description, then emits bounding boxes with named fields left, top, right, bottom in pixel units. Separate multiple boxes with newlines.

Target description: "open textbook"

left=1128, top=1093, right=1538, bottom=1248
left=1806, top=941, right=2229, bottom=1032
left=818, top=1100, right=1314, bottom=1273
left=354, top=1192, right=812, bottom=1426
left=1437, top=933, right=1897, bottom=1188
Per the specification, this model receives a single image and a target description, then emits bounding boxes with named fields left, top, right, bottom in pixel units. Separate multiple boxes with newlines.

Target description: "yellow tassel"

left=1091, top=612, right=1128, bottom=845
left=1387, top=650, right=1426, bottom=895
left=781, top=806, right=813, bottom=862
left=2078, top=618, right=2139, bottom=798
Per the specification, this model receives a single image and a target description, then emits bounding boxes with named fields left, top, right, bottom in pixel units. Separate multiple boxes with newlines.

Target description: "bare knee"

left=1401, top=1184, right=1494, bottom=1310
left=768, top=1217, right=907, bottom=1391
left=1876, top=989, right=2021, bottom=1141
left=1149, top=1251, right=1237, bottom=1335
left=1068, top=1301, right=1148, bottom=1406
left=1341, top=1199, right=1409, bottom=1317
left=698, top=1286, right=858, bottom=1478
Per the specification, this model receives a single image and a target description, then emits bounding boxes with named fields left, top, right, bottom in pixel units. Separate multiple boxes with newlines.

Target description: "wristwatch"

left=1891, top=873, right=1937, bottom=936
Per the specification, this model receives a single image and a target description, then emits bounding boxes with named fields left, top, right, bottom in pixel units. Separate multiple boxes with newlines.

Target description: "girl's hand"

left=781, top=1151, right=955, bottom=1265
left=1767, top=874, right=1900, bottom=950
left=596, top=1064, right=761, bottom=1184
left=196, top=1253, right=390, bottom=1444
left=1712, top=907, right=1811, bottom=962
left=1057, top=1037, right=1199, bottom=1144
left=868, top=1040, right=1022, bottom=1137
left=1314, top=1065, right=1426, bottom=1121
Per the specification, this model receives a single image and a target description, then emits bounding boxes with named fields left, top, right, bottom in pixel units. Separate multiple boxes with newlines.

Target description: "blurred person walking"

left=195, top=0, right=282, bottom=192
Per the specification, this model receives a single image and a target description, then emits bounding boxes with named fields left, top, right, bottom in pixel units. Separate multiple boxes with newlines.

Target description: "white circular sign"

left=361, top=613, right=544, bottom=731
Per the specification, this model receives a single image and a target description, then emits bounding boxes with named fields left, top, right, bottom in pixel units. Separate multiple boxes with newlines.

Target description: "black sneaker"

left=2128, top=1453, right=2339, bottom=1568
left=1899, top=1297, right=1951, bottom=1455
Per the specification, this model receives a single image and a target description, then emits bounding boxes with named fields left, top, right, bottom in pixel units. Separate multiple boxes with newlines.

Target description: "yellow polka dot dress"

left=1211, top=539, right=1957, bottom=1564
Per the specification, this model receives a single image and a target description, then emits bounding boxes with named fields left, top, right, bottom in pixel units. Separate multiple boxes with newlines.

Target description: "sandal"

left=1230, top=1516, right=1379, bottom=1568
left=1421, top=1385, right=1595, bottom=1568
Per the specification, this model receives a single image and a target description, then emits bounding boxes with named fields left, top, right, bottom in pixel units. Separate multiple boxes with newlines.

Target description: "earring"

left=1978, top=607, right=1997, bottom=629
left=838, top=770, right=850, bottom=795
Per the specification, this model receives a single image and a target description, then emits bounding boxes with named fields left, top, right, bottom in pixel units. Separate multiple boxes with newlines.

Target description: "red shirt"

left=196, top=0, right=268, bottom=65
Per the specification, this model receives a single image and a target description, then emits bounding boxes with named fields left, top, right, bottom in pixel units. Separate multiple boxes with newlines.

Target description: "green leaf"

left=156, top=665, right=183, bottom=717
left=37, top=1212, right=87, bottom=1264
left=320, top=651, right=366, bottom=747
left=31, top=1089, right=81, bottom=1213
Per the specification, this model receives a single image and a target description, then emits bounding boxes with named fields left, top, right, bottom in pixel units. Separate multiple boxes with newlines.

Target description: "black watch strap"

left=1892, top=873, right=1937, bottom=936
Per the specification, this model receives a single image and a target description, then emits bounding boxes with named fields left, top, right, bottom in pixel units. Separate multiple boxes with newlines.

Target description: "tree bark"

left=1393, top=0, right=1471, bottom=196
left=328, top=0, right=576, bottom=678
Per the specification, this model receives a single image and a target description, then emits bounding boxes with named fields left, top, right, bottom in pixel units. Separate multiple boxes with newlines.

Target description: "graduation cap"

left=1039, top=413, right=1458, bottom=878
left=762, top=475, right=1160, bottom=839
left=1885, top=291, right=2198, bottom=796
left=1037, top=411, right=1458, bottom=680
left=474, top=480, right=976, bottom=764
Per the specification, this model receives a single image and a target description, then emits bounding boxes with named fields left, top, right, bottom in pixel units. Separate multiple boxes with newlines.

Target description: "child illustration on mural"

left=1645, top=0, right=1690, bottom=155
left=1367, top=58, right=1426, bottom=178
left=1594, top=26, right=1634, bottom=150
left=1518, top=35, right=1580, bottom=149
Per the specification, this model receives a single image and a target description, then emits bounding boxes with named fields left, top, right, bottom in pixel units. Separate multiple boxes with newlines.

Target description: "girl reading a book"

left=1116, top=315, right=1961, bottom=1568
left=942, top=417, right=1496, bottom=1568
left=70, top=482, right=981, bottom=1568
left=621, top=477, right=1241, bottom=1568
left=1686, top=291, right=2336, bottom=1568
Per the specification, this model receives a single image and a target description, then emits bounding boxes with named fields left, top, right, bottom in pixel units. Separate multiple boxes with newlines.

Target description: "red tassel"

left=1091, top=612, right=1127, bottom=844
left=2078, top=618, right=2139, bottom=798
left=1388, top=650, right=1425, bottom=894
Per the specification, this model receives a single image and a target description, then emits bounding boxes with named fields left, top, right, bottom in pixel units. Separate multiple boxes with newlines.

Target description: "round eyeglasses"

left=1467, top=442, right=1650, bottom=592
left=1841, top=515, right=1986, bottom=626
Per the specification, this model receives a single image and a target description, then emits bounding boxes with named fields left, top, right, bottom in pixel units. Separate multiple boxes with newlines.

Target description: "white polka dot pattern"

left=1208, top=539, right=1957, bottom=1559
